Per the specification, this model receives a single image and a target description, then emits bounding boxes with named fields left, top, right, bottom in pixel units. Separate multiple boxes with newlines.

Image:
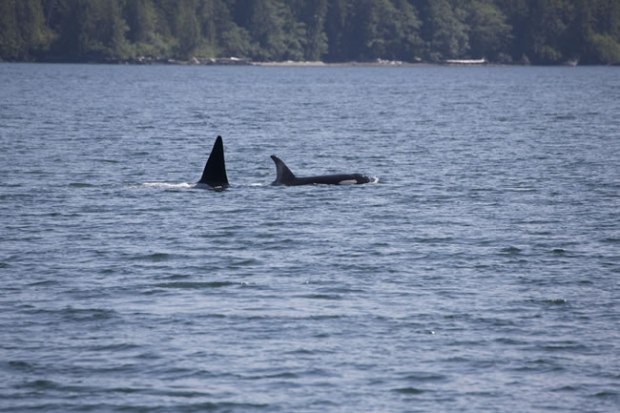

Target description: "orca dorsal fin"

left=199, top=136, right=229, bottom=188
left=270, top=155, right=296, bottom=185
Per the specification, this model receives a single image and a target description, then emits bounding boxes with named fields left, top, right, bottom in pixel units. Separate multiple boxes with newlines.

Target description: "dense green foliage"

left=1, top=0, right=620, bottom=64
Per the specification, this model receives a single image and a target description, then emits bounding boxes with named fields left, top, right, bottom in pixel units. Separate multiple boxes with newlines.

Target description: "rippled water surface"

left=1, top=64, right=619, bottom=412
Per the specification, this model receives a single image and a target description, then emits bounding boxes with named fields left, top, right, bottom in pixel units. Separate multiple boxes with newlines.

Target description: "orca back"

left=199, top=136, right=229, bottom=188
left=270, top=155, right=371, bottom=186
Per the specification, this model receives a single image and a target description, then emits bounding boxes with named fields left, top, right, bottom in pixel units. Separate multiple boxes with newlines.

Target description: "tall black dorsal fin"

left=270, top=155, right=296, bottom=185
left=199, top=136, right=229, bottom=188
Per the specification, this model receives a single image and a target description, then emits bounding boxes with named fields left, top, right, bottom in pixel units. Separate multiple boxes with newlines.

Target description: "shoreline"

left=1, top=57, right=596, bottom=67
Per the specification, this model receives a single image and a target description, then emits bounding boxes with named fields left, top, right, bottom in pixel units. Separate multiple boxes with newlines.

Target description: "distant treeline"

left=1, top=0, right=620, bottom=65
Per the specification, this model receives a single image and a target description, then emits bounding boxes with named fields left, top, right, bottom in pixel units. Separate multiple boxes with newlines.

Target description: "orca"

left=197, top=135, right=229, bottom=189
left=270, top=155, right=371, bottom=186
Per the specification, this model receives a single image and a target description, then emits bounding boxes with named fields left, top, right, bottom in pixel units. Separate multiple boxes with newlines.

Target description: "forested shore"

left=1, top=0, right=620, bottom=65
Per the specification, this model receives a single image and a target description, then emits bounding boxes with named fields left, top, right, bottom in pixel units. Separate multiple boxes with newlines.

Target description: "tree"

left=344, top=0, right=422, bottom=61
left=0, top=0, right=50, bottom=60
left=278, top=2, right=306, bottom=60
left=2, top=0, right=620, bottom=64
left=466, top=0, right=512, bottom=60
left=76, top=0, right=129, bottom=60
left=495, top=0, right=531, bottom=62
left=214, top=0, right=252, bottom=57
left=227, top=0, right=305, bottom=61
left=295, top=0, right=328, bottom=61
left=0, top=0, right=23, bottom=59
left=324, top=0, right=349, bottom=61
left=573, top=0, right=620, bottom=64
left=382, top=0, right=423, bottom=61
left=175, top=0, right=200, bottom=58
left=527, top=0, right=574, bottom=64
left=416, top=0, right=469, bottom=61
left=125, top=0, right=157, bottom=45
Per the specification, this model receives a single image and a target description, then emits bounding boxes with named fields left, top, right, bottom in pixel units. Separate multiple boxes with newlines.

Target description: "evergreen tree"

left=342, top=0, right=421, bottom=61
left=0, top=0, right=23, bottom=59
left=295, top=0, right=328, bottom=61
left=324, top=0, right=350, bottom=61
left=77, top=0, right=129, bottom=60
left=1, top=0, right=620, bottom=64
left=197, top=0, right=216, bottom=48
left=245, top=0, right=292, bottom=60
left=465, top=0, right=511, bottom=61
left=0, top=0, right=50, bottom=60
left=383, top=0, right=422, bottom=61
left=581, top=0, right=620, bottom=64
left=495, top=0, right=530, bottom=62
left=417, top=0, right=470, bottom=61
left=175, top=0, right=200, bottom=58
left=125, top=0, right=156, bottom=45
left=278, top=2, right=307, bottom=60
left=527, top=0, right=573, bottom=63
left=214, top=0, right=252, bottom=57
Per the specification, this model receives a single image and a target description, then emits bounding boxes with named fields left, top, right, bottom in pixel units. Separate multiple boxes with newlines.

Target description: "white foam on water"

left=139, top=182, right=194, bottom=189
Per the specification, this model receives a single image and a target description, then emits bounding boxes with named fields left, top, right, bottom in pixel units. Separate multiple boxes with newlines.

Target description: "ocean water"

left=0, top=63, right=619, bottom=413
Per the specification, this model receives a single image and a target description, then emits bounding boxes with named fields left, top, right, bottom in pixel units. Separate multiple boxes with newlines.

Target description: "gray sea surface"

left=1, top=63, right=619, bottom=412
